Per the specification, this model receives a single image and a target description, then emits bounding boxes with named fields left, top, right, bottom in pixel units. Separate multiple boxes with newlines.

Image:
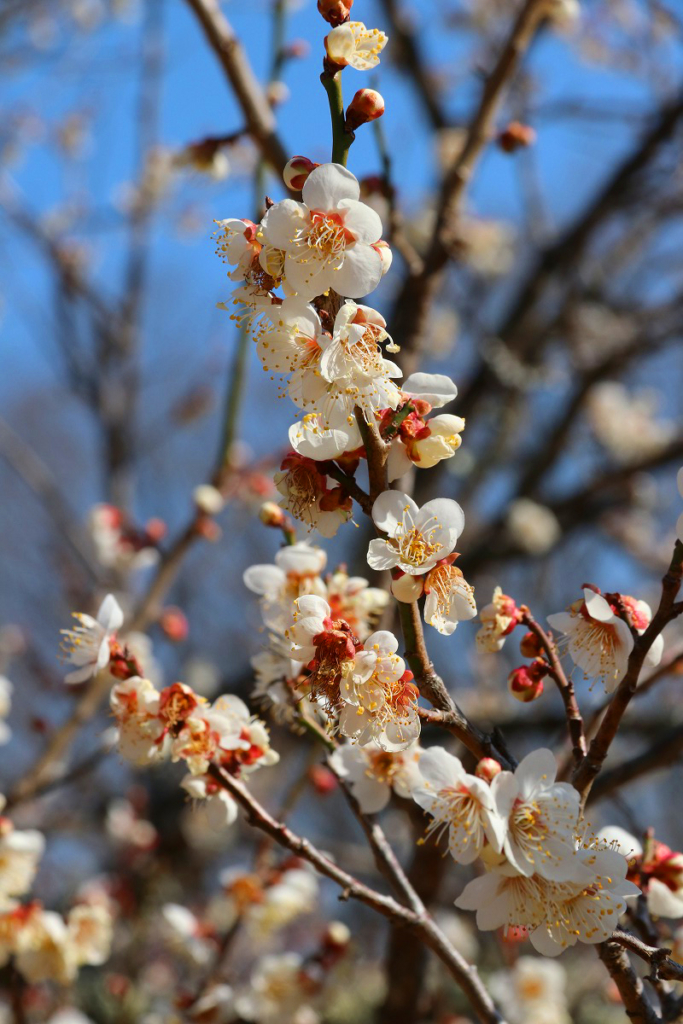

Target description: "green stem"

left=321, top=70, right=354, bottom=166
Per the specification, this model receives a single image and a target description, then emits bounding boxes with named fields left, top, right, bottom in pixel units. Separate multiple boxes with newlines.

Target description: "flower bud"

left=160, top=606, right=189, bottom=643
left=498, top=121, right=536, bottom=153
left=266, top=80, right=290, bottom=107
left=475, top=757, right=502, bottom=782
left=345, top=88, right=385, bottom=131
left=519, top=630, right=544, bottom=658
left=391, top=572, right=424, bottom=603
left=195, top=515, right=221, bottom=542
left=259, top=501, right=287, bottom=528
left=508, top=661, right=547, bottom=703
left=283, top=155, right=319, bottom=191
left=193, top=484, right=224, bottom=516
left=145, top=517, right=167, bottom=543
left=317, top=0, right=353, bottom=26
left=309, top=764, right=338, bottom=795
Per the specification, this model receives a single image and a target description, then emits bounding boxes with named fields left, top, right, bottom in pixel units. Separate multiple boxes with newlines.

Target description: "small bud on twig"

left=498, top=121, right=537, bottom=153
left=317, top=0, right=353, bottom=27
left=283, top=155, right=320, bottom=191
left=345, top=88, right=385, bottom=131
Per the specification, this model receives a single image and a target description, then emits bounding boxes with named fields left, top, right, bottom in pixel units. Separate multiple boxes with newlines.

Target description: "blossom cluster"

left=215, top=159, right=468, bottom=540
left=0, top=795, right=112, bottom=984
left=412, top=746, right=640, bottom=955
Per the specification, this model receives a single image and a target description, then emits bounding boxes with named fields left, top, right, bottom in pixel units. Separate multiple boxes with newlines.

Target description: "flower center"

left=393, top=526, right=440, bottom=568
left=305, top=211, right=353, bottom=258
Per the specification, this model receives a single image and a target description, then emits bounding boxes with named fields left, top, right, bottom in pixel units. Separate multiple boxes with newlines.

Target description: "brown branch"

left=598, top=941, right=661, bottom=1024
left=520, top=609, right=586, bottom=767
left=389, top=0, right=549, bottom=369
left=612, top=931, right=683, bottom=984
left=207, top=767, right=508, bottom=1024
left=184, top=0, right=289, bottom=177
left=355, top=410, right=389, bottom=507
left=572, top=541, right=683, bottom=803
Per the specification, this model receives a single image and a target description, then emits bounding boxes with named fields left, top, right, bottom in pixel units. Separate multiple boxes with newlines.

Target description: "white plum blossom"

left=275, top=452, right=353, bottom=538
left=455, top=846, right=640, bottom=955
left=339, top=630, right=421, bottom=751
left=489, top=956, right=570, bottom=1024
left=0, top=825, right=45, bottom=906
left=236, top=952, right=317, bottom=1024
left=60, top=594, right=123, bottom=684
left=260, top=163, right=385, bottom=300
left=368, top=491, right=465, bottom=575
left=110, top=676, right=166, bottom=766
left=491, top=748, right=585, bottom=881
left=288, top=412, right=362, bottom=462
left=255, top=297, right=325, bottom=385
left=412, top=747, right=506, bottom=864
left=424, top=561, right=477, bottom=635
left=506, top=498, right=562, bottom=556
left=244, top=542, right=327, bottom=631
left=476, top=587, right=519, bottom=652
left=320, top=301, right=399, bottom=383
left=547, top=588, right=634, bottom=692
left=599, top=825, right=683, bottom=919
left=161, top=903, right=214, bottom=966
left=324, top=22, right=388, bottom=70
left=181, top=773, right=238, bottom=831
left=214, top=217, right=261, bottom=280
left=329, top=740, right=422, bottom=813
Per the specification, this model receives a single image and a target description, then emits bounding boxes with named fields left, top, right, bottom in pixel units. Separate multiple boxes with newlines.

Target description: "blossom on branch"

left=368, top=491, right=465, bottom=576
left=60, top=594, right=124, bottom=684
left=324, top=22, right=388, bottom=71
left=260, top=163, right=385, bottom=299
left=329, top=740, right=422, bottom=813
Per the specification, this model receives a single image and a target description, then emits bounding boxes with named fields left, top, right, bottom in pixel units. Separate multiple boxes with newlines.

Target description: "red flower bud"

left=475, top=757, right=502, bottom=782
left=317, top=0, right=353, bottom=26
left=283, top=155, right=319, bottom=192
left=309, top=764, right=338, bottom=795
left=498, top=121, right=537, bottom=153
left=160, top=606, right=189, bottom=643
left=508, top=661, right=547, bottom=703
left=345, top=89, right=385, bottom=131
left=519, top=630, right=545, bottom=658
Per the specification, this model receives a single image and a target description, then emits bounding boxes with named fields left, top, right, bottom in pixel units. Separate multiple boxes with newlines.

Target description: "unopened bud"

left=283, top=155, right=319, bottom=191
left=475, top=757, right=502, bottom=782
left=325, top=921, right=351, bottom=948
left=317, top=0, right=353, bottom=27
left=345, top=89, right=385, bottom=131
left=498, top=121, right=536, bottom=153
left=283, top=39, right=310, bottom=60
left=160, top=606, right=189, bottom=643
left=519, top=630, right=544, bottom=658
left=145, top=517, right=167, bottom=543
left=266, top=80, right=290, bottom=107
left=391, top=572, right=424, bottom=604
left=310, top=764, right=338, bottom=794
left=195, top=515, right=221, bottom=542
left=508, top=662, right=547, bottom=703
left=259, top=501, right=286, bottom=528
left=193, top=484, right=225, bottom=516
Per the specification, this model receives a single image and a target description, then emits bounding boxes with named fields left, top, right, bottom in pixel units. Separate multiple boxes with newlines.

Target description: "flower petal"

left=302, top=162, right=360, bottom=209
left=372, top=490, right=419, bottom=533
left=261, top=199, right=307, bottom=249
left=332, top=243, right=383, bottom=298
left=338, top=198, right=382, bottom=244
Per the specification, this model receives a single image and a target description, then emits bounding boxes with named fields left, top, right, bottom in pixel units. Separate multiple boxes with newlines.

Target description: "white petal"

left=364, top=630, right=399, bottom=656
left=583, top=589, right=615, bottom=623
left=302, top=162, right=360, bottom=209
left=644, top=633, right=664, bottom=669
left=351, top=775, right=391, bottom=814
left=402, top=373, right=458, bottom=408
left=367, top=538, right=399, bottom=571
left=418, top=747, right=463, bottom=790
left=333, top=244, right=383, bottom=298
left=386, top=440, right=414, bottom=482
left=372, top=490, right=418, bottom=533
left=98, top=594, right=124, bottom=631
left=418, top=498, right=465, bottom=547
left=243, top=565, right=285, bottom=596
left=647, top=878, right=683, bottom=919
left=338, top=198, right=382, bottom=244
left=515, top=747, right=558, bottom=795
left=261, top=199, right=307, bottom=249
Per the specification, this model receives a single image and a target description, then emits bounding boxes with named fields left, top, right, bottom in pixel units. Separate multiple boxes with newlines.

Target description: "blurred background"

left=1, top=0, right=683, bottom=1020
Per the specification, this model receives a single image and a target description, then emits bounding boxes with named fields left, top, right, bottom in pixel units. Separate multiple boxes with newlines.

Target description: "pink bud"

left=283, top=155, right=319, bottom=191
left=309, top=764, right=338, bottom=795
left=508, top=662, right=547, bottom=703
left=346, top=89, right=385, bottom=131
left=475, top=758, right=502, bottom=782
left=317, top=0, right=353, bottom=26
left=160, top=607, right=189, bottom=643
